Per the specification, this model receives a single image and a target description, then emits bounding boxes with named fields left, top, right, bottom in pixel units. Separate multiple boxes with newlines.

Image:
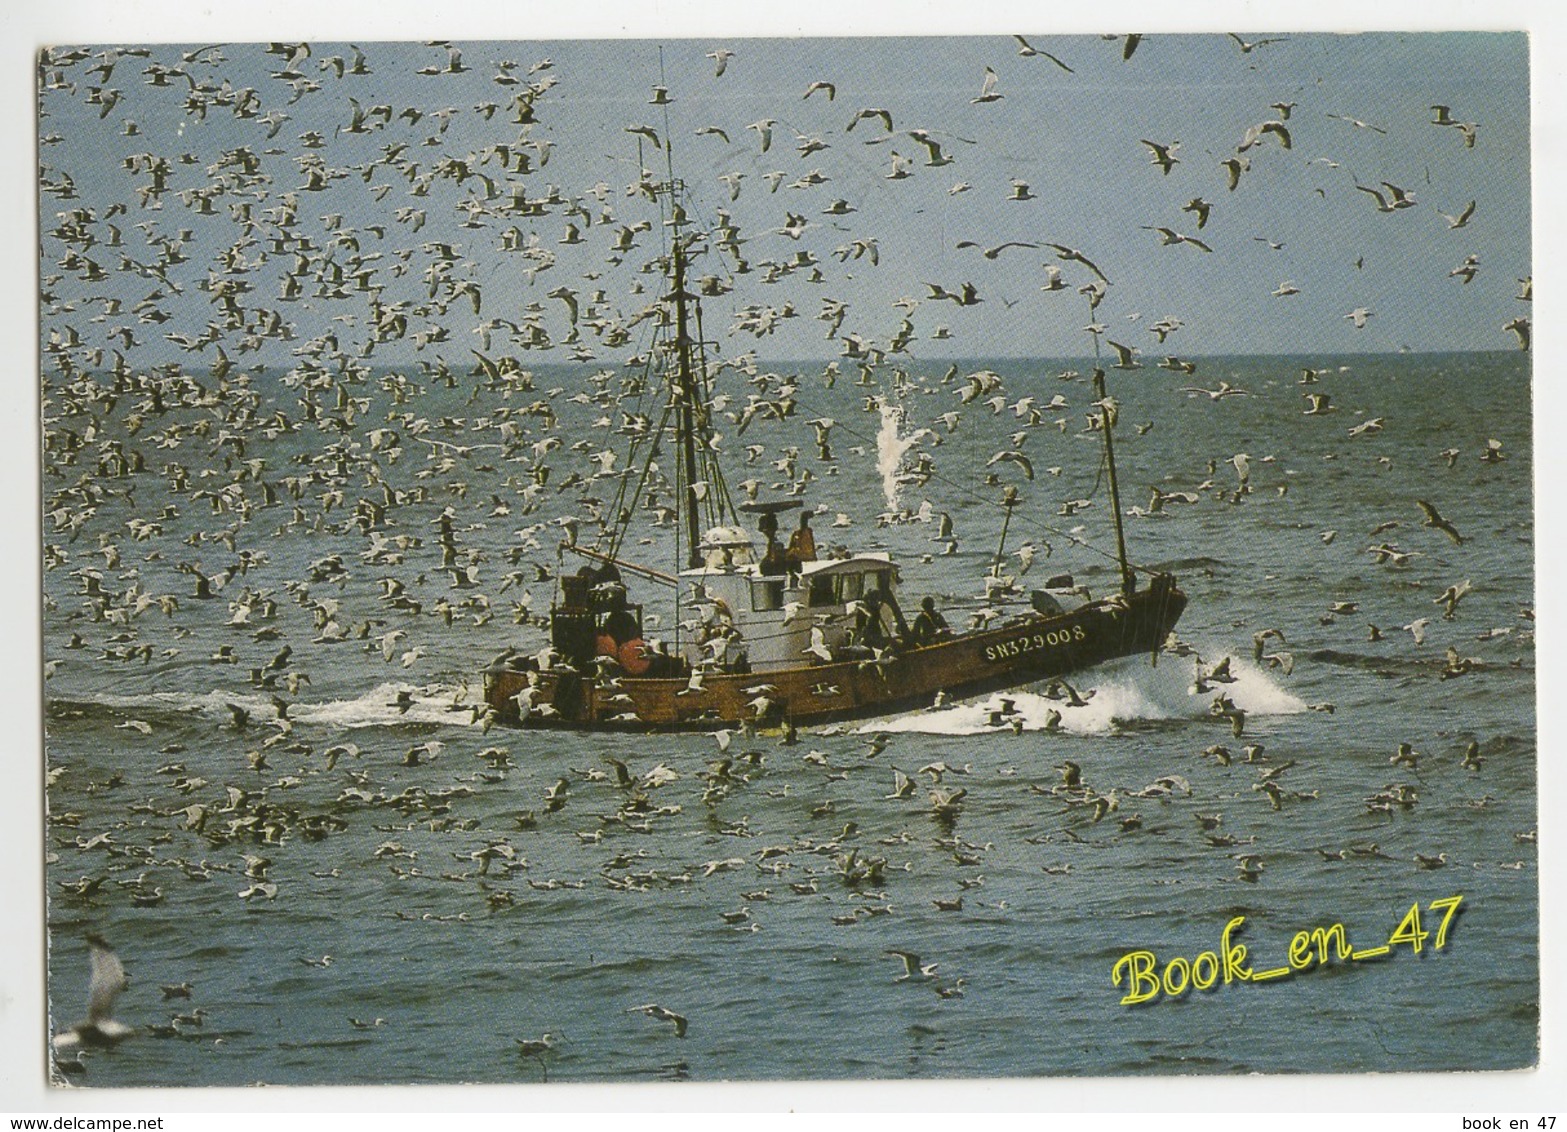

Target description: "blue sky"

left=35, top=28, right=1531, bottom=366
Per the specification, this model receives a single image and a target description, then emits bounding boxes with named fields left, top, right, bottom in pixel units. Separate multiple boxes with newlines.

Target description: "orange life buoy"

left=595, top=633, right=618, bottom=658
left=618, top=637, right=651, bottom=675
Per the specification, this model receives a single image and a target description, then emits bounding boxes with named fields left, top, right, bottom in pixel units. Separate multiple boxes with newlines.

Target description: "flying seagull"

left=972, top=67, right=1004, bottom=104
left=628, top=1002, right=688, bottom=1037
left=53, top=934, right=134, bottom=1050
left=1139, top=139, right=1180, bottom=174
left=884, top=949, right=939, bottom=981
left=1045, top=244, right=1109, bottom=284
left=1327, top=112, right=1388, bottom=134
left=1238, top=120, right=1291, bottom=151
left=1182, top=197, right=1212, bottom=228
left=1416, top=500, right=1463, bottom=544
left=1438, top=200, right=1477, bottom=229
left=1228, top=33, right=1289, bottom=53
left=1012, top=35, right=1074, bottom=72
left=1106, top=340, right=1142, bottom=369
left=1142, top=226, right=1213, bottom=253
left=1355, top=181, right=1416, bottom=212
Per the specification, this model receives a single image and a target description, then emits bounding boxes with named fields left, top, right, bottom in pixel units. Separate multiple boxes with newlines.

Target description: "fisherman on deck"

left=908, top=595, right=953, bottom=646
left=592, top=579, right=641, bottom=658
left=856, top=590, right=894, bottom=649
left=758, top=509, right=789, bottom=576
left=784, top=510, right=817, bottom=569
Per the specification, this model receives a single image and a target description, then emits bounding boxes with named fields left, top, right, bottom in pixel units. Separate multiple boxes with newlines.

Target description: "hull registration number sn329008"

left=983, top=623, right=1087, bottom=663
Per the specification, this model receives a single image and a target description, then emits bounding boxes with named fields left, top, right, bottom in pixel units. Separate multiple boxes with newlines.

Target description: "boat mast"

left=1093, top=367, right=1135, bottom=595
left=652, top=51, right=705, bottom=571
left=666, top=198, right=705, bottom=570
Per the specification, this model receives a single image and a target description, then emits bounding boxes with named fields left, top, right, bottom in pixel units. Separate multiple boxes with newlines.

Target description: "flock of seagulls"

left=38, top=33, right=1531, bottom=1082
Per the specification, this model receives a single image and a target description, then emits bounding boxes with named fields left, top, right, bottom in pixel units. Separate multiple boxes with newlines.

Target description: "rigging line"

left=621, top=338, right=664, bottom=446
left=1085, top=296, right=1134, bottom=592
left=603, top=248, right=692, bottom=556
left=648, top=146, right=703, bottom=570
left=689, top=300, right=738, bottom=529
left=599, top=331, right=665, bottom=552
left=658, top=46, right=675, bottom=190
left=675, top=193, right=745, bottom=296
left=589, top=332, right=658, bottom=495
left=602, top=128, right=1138, bottom=575
left=746, top=379, right=1140, bottom=573
left=605, top=394, right=680, bottom=563
left=672, top=293, right=727, bottom=523
left=650, top=112, right=740, bottom=534
left=607, top=388, right=683, bottom=542
left=1084, top=293, right=1106, bottom=513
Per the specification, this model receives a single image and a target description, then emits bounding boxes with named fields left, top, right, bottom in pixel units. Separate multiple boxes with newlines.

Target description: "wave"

left=49, top=682, right=478, bottom=731
left=861, top=650, right=1306, bottom=736
left=292, top=682, right=477, bottom=729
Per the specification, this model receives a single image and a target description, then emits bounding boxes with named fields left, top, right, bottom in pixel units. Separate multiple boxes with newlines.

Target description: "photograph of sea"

left=27, top=17, right=1543, bottom=1099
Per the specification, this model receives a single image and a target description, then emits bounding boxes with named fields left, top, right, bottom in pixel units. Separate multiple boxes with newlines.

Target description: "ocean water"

left=40, top=350, right=1536, bottom=1085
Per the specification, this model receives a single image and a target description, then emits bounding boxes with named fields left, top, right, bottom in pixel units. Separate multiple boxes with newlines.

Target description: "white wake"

left=861, top=650, right=1306, bottom=736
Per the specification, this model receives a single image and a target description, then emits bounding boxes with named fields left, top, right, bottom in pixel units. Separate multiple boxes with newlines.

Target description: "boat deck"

left=485, top=577, right=1185, bottom=730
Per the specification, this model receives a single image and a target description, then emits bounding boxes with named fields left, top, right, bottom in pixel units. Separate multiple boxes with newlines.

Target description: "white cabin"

left=679, top=527, right=900, bottom=672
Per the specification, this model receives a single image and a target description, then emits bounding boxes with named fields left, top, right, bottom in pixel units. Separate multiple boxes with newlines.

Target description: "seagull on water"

left=514, top=1032, right=562, bottom=1078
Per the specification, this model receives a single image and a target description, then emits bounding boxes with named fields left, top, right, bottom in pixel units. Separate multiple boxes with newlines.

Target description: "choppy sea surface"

left=41, top=350, right=1536, bottom=1085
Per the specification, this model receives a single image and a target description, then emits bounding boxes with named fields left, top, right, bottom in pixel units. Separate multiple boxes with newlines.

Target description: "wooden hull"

left=484, top=575, right=1186, bottom=731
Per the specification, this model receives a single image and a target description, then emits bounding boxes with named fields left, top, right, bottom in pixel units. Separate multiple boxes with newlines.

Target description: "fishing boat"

left=484, top=165, right=1185, bottom=731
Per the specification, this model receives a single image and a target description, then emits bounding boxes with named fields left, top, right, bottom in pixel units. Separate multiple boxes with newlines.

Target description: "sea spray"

left=82, top=682, right=465, bottom=730
left=861, top=652, right=1306, bottom=736
left=874, top=396, right=919, bottom=510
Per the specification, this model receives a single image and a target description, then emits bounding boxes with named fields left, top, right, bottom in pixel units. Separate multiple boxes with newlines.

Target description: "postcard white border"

left=6, top=0, right=1562, bottom=1118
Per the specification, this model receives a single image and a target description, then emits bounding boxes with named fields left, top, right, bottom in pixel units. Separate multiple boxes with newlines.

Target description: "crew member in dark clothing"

left=785, top=510, right=817, bottom=567
left=758, top=509, right=789, bottom=575
left=909, top=595, right=952, bottom=645
left=591, top=579, right=641, bottom=655
left=858, top=590, right=892, bottom=649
